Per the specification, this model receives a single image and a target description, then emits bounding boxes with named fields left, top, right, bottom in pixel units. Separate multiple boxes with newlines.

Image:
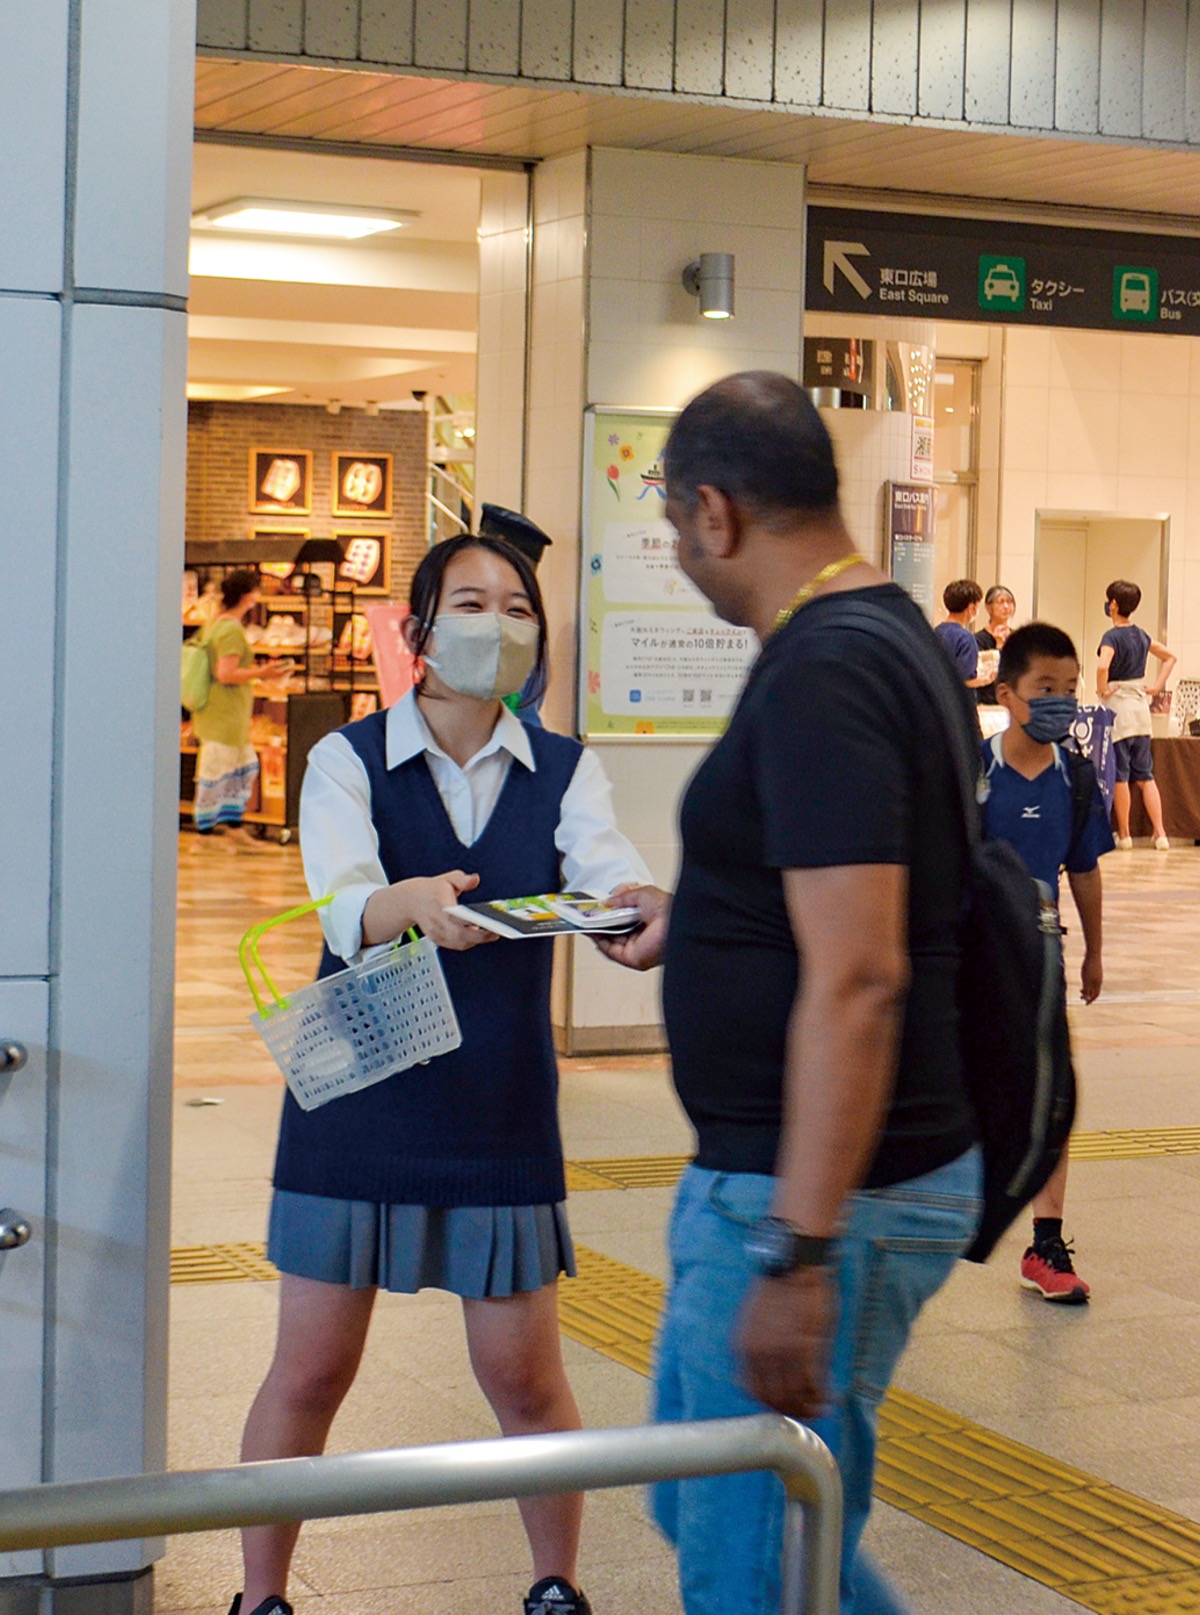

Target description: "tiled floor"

left=169, top=830, right=1200, bottom=1614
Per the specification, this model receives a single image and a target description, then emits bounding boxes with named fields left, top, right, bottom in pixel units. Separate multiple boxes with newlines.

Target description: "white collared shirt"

left=300, top=691, right=652, bottom=960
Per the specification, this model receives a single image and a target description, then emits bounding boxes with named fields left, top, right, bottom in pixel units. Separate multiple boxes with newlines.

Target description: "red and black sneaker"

left=524, top=1578, right=593, bottom=1615
left=1020, top=1236, right=1090, bottom=1303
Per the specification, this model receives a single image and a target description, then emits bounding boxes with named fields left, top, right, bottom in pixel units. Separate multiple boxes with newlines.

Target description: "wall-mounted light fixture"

left=682, top=253, right=735, bottom=320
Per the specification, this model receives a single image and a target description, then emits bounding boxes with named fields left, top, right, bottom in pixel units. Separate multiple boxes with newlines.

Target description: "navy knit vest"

left=273, top=709, right=582, bottom=1207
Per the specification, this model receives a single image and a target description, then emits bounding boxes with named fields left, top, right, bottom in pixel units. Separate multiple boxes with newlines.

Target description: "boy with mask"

left=983, top=622, right=1114, bottom=1302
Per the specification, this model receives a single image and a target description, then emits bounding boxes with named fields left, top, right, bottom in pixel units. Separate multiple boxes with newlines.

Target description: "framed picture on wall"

left=332, top=452, right=392, bottom=518
left=249, top=450, right=313, bottom=514
left=335, top=532, right=391, bottom=595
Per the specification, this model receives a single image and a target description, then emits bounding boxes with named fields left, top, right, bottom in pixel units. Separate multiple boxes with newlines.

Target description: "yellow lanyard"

left=773, top=553, right=868, bottom=634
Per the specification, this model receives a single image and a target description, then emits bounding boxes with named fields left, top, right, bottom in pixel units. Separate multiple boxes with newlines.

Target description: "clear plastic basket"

left=239, top=898, right=463, bottom=1111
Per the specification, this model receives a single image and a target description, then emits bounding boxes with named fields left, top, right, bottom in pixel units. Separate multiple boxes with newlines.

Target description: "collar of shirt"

left=384, top=689, right=536, bottom=775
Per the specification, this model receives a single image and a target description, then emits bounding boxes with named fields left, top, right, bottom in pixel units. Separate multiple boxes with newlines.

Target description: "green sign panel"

left=1113, top=265, right=1159, bottom=323
left=978, top=255, right=1026, bottom=313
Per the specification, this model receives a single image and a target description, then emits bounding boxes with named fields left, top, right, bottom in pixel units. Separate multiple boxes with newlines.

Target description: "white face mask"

left=424, top=612, right=540, bottom=700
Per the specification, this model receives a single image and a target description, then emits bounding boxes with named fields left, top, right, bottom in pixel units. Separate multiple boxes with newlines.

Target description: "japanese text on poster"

left=580, top=408, right=757, bottom=737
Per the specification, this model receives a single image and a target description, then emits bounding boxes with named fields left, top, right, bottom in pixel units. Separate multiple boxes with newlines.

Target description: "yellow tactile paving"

left=170, top=1241, right=278, bottom=1284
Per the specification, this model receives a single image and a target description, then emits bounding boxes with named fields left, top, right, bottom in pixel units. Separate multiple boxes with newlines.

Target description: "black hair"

left=984, top=584, right=1015, bottom=608
left=998, top=621, right=1079, bottom=687
left=663, top=372, right=839, bottom=526
left=407, top=535, right=549, bottom=706
left=1106, top=578, right=1142, bottom=617
left=221, top=569, right=259, bottom=611
left=943, top=578, right=983, bottom=613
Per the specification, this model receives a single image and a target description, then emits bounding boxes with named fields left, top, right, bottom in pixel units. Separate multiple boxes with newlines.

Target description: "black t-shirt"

left=974, top=627, right=999, bottom=705
left=662, top=583, right=978, bottom=1189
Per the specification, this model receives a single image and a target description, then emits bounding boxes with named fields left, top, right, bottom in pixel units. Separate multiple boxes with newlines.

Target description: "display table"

left=1130, top=738, right=1200, bottom=840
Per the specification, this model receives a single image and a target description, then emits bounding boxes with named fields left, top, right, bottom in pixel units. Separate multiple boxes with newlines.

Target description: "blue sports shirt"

left=935, top=620, right=979, bottom=683
left=980, top=738, right=1114, bottom=890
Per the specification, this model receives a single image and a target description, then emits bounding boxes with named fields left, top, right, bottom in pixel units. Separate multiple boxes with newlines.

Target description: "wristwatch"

left=744, top=1217, right=837, bottom=1277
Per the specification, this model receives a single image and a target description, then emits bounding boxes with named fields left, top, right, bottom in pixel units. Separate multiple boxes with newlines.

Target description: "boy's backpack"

left=180, top=629, right=213, bottom=713
left=833, top=601, right=1077, bottom=1263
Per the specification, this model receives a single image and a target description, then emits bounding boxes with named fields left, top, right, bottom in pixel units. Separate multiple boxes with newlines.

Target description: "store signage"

left=802, top=336, right=874, bottom=396
left=886, top=482, right=937, bottom=620
left=808, top=206, right=1200, bottom=334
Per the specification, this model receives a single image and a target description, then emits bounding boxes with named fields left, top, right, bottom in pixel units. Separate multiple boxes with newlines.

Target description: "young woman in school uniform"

left=232, top=535, right=649, bottom=1615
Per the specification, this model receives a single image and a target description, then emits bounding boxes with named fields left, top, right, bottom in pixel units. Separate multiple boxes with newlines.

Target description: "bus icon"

left=1114, top=266, right=1158, bottom=321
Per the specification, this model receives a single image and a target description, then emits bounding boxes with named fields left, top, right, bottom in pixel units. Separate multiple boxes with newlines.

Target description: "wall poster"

left=885, top=481, right=937, bottom=619
left=249, top=450, right=313, bottom=514
left=579, top=407, right=757, bottom=738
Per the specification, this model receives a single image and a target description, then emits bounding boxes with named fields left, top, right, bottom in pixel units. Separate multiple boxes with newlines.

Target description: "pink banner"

left=364, top=603, right=416, bottom=708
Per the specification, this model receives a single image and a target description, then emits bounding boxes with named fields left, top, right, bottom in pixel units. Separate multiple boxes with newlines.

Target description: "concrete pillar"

left=0, top=0, right=194, bottom=1609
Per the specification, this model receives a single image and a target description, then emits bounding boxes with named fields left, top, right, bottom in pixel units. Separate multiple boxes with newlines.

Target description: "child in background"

left=934, top=577, right=989, bottom=691
left=983, top=622, right=1115, bottom=1303
left=1097, top=579, right=1176, bottom=849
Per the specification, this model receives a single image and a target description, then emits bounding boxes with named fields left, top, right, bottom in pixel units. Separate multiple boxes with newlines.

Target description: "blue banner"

left=1071, top=705, right=1116, bottom=808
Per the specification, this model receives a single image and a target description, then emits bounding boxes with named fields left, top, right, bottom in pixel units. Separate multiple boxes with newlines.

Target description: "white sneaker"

left=1155, top=836, right=1170, bottom=851
left=1115, top=837, right=1134, bottom=850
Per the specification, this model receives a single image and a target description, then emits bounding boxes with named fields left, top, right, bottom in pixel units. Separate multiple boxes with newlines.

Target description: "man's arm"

left=1096, top=643, right=1115, bottom=699
left=735, top=862, right=911, bottom=1419
left=1147, top=639, right=1177, bottom=697
left=1065, top=866, right=1103, bottom=1004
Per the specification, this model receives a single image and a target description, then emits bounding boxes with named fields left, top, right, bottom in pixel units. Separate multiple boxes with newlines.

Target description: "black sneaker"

left=227, top=1597, right=294, bottom=1615
left=524, top=1577, right=593, bottom=1615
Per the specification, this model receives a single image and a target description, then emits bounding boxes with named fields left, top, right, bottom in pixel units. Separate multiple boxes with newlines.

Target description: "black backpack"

left=832, top=602, right=1077, bottom=1262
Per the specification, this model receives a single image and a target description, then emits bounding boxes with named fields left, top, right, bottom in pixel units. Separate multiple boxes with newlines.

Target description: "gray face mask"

left=424, top=612, right=540, bottom=700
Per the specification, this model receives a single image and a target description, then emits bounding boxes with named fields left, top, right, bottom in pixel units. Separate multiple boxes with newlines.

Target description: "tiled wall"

left=474, top=171, right=529, bottom=514
left=994, top=326, right=1200, bottom=677
left=186, top=401, right=426, bottom=601
left=199, top=0, right=1200, bottom=150
left=570, top=148, right=807, bottom=1046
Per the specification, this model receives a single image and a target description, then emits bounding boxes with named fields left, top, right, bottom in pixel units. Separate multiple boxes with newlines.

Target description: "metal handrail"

left=0, top=1416, right=841, bottom=1613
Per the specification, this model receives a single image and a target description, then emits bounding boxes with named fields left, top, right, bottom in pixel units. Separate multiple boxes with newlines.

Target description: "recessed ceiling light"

left=191, top=198, right=418, bottom=240
left=186, top=382, right=290, bottom=401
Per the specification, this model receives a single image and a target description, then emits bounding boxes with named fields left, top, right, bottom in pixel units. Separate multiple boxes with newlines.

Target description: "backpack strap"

left=816, top=600, right=985, bottom=847
left=1061, top=745, right=1098, bottom=867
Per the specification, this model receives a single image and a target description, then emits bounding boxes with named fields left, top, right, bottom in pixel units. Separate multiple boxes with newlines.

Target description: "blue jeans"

left=652, top=1149, right=983, bottom=1615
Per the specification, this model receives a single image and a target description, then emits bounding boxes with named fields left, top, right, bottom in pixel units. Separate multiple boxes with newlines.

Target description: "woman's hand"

left=595, top=884, right=672, bottom=971
left=363, top=870, right=496, bottom=952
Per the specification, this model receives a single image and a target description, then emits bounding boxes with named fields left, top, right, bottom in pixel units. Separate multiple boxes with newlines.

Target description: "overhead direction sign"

left=806, top=206, right=1200, bottom=334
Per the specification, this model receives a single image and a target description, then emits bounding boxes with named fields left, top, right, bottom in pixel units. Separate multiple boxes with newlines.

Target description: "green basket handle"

left=239, top=897, right=419, bottom=1018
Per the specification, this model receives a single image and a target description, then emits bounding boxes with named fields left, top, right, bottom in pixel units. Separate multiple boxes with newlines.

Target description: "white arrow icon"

left=823, top=240, right=872, bottom=299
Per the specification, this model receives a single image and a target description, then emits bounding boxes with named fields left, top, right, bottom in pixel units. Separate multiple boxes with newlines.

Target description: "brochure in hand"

left=447, top=891, right=642, bottom=940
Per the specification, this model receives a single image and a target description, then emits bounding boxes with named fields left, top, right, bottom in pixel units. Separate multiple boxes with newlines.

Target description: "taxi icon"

left=983, top=263, right=1022, bottom=302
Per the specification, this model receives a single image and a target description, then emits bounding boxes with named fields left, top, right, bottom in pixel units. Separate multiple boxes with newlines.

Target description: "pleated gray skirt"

left=267, top=1189, right=576, bottom=1298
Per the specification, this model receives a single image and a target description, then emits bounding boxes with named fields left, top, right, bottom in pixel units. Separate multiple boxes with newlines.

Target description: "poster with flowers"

left=580, top=407, right=756, bottom=737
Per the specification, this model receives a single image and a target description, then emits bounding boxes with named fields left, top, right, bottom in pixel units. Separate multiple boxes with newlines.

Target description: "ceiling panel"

left=194, top=59, right=1200, bottom=223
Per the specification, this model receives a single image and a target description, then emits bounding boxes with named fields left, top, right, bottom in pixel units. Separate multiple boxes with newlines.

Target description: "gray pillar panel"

left=675, top=0, right=726, bottom=96
left=1142, top=0, right=1187, bottom=139
left=359, top=0, right=414, bottom=63
left=624, top=0, right=675, bottom=89
left=469, top=0, right=520, bottom=74
left=1098, top=0, right=1143, bottom=137
left=196, top=0, right=249, bottom=50
left=74, top=0, right=193, bottom=296
left=773, top=0, right=824, bottom=105
left=725, top=0, right=776, bottom=100
left=50, top=299, right=184, bottom=1578
left=871, top=0, right=919, bottom=114
left=0, top=300, right=60, bottom=979
left=414, top=0, right=468, bottom=69
left=520, top=0, right=573, bottom=81
left=1055, top=0, right=1101, bottom=132
left=247, top=0, right=304, bottom=52
left=1188, top=3, right=1200, bottom=142
left=919, top=0, right=966, bottom=120
left=573, top=0, right=623, bottom=83
left=302, top=0, right=359, bottom=58
left=822, top=0, right=872, bottom=110
left=0, top=2, right=68, bottom=293
left=1009, top=0, right=1056, bottom=128
left=964, top=0, right=1012, bottom=124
